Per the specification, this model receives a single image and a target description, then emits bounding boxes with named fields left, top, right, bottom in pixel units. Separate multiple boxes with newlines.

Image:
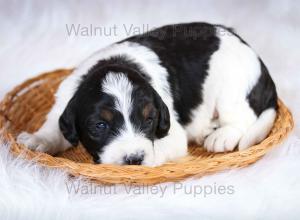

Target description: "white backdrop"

left=0, top=1, right=299, bottom=219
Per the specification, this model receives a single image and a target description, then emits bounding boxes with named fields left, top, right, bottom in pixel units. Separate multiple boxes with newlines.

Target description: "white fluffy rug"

left=0, top=1, right=299, bottom=219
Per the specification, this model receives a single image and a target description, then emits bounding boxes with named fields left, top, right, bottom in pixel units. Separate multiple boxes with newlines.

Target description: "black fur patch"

left=247, top=59, right=278, bottom=116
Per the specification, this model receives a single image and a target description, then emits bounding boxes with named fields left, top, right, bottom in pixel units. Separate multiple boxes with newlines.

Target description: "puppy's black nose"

left=124, top=152, right=144, bottom=165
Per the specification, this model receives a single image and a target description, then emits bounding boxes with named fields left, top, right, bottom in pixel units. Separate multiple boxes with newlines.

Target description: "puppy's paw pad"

left=204, top=127, right=242, bottom=153
left=17, top=132, right=49, bottom=152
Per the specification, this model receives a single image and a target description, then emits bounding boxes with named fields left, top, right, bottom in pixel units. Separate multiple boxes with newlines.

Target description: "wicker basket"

left=0, top=69, right=294, bottom=185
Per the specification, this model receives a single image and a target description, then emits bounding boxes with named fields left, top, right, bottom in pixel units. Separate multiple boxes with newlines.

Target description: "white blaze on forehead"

left=102, top=72, right=135, bottom=134
left=101, top=72, right=156, bottom=165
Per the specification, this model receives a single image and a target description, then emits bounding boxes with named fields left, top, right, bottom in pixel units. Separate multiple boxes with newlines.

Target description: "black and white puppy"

left=17, top=23, right=277, bottom=166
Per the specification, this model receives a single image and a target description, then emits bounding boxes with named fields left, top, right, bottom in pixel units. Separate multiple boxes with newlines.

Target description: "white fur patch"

left=239, top=108, right=276, bottom=150
left=102, top=72, right=135, bottom=134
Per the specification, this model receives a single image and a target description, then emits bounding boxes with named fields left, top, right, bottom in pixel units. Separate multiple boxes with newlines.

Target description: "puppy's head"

left=59, top=71, right=170, bottom=166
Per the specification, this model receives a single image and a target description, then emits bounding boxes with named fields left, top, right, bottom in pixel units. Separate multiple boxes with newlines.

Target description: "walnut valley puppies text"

left=65, top=23, right=234, bottom=39
left=65, top=181, right=235, bottom=198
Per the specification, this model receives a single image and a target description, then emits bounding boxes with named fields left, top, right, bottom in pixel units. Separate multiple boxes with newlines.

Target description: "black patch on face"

left=130, top=87, right=159, bottom=140
left=77, top=94, right=125, bottom=158
left=59, top=79, right=126, bottom=162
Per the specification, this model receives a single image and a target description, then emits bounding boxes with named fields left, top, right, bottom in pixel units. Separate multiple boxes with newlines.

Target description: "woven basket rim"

left=0, top=69, right=294, bottom=185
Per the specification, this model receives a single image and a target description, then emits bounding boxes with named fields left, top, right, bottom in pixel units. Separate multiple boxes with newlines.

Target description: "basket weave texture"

left=0, top=69, right=294, bottom=185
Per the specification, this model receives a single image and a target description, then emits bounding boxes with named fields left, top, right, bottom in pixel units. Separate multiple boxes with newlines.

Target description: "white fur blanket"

left=0, top=1, right=299, bottom=219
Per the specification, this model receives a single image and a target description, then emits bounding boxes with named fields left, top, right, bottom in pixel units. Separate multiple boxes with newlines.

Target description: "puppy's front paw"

left=195, top=120, right=220, bottom=145
left=17, top=132, right=53, bottom=154
left=204, top=126, right=242, bottom=152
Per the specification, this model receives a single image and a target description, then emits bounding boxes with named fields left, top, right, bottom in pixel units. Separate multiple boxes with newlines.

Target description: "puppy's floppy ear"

left=59, top=98, right=79, bottom=146
left=153, top=90, right=170, bottom=138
